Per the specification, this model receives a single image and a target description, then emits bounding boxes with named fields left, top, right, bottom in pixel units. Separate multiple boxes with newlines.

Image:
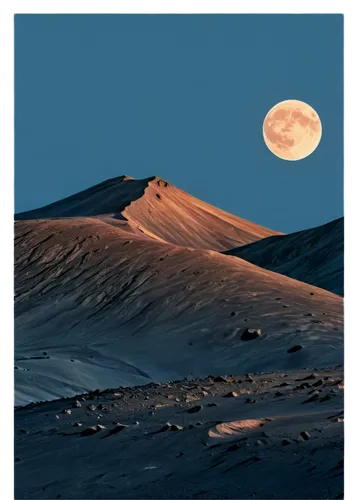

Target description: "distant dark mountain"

left=225, top=218, right=343, bottom=295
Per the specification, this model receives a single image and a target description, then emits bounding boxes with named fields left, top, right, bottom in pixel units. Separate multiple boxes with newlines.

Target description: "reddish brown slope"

left=15, top=175, right=279, bottom=251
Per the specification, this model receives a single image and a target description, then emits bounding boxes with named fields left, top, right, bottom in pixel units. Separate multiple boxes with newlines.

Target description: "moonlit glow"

left=263, top=100, right=322, bottom=161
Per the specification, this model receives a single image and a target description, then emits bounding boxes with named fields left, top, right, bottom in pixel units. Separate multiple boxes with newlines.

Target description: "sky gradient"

left=15, top=14, right=343, bottom=233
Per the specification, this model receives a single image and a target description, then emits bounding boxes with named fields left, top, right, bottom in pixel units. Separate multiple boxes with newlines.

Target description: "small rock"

left=80, top=425, right=105, bottom=437
left=312, top=379, right=323, bottom=387
left=308, top=388, right=322, bottom=394
left=230, top=312, right=236, bottom=316
left=176, top=452, right=184, bottom=458
left=43, top=351, right=48, bottom=355
left=281, top=439, right=291, bottom=446
left=188, top=405, right=203, bottom=413
left=87, top=405, right=97, bottom=412
left=295, top=382, right=311, bottom=390
left=246, top=376, right=254, bottom=383
left=304, top=313, right=313, bottom=316
left=287, top=345, right=303, bottom=353
left=134, top=421, right=140, bottom=425
left=300, top=431, right=311, bottom=441
left=61, top=409, right=71, bottom=415
left=241, top=328, right=262, bottom=341
left=72, top=400, right=82, bottom=408
left=160, top=422, right=172, bottom=432
left=245, top=398, right=256, bottom=404
left=72, top=422, right=83, bottom=427
left=97, top=404, right=106, bottom=411
left=213, top=375, right=230, bottom=383
left=274, top=392, right=284, bottom=397
left=223, top=391, right=239, bottom=398
left=301, top=393, right=320, bottom=404
left=207, top=402, right=219, bottom=407
left=255, top=440, right=263, bottom=446
left=55, top=415, right=60, bottom=419
left=310, top=292, right=315, bottom=296
left=171, top=424, right=184, bottom=431
left=15, top=457, right=23, bottom=462
left=107, top=423, right=129, bottom=435
left=19, top=428, right=28, bottom=434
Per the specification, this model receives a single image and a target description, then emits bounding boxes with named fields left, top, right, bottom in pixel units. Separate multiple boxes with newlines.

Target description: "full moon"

left=263, top=100, right=322, bottom=161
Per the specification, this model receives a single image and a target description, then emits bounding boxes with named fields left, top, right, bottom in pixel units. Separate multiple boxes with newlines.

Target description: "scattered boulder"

left=171, top=425, right=184, bottom=431
left=213, top=375, right=230, bottom=383
left=241, top=328, right=262, bottom=341
left=245, top=398, right=256, bottom=404
left=281, top=439, right=291, bottom=446
left=72, top=422, right=83, bottom=427
left=301, top=392, right=320, bottom=404
left=300, top=431, right=311, bottom=441
left=188, top=405, right=203, bottom=413
left=287, top=345, right=303, bottom=353
left=61, top=409, right=71, bottom=415
left=295, top=382, right=311, bottom=390
left=160, top=422, right=184, bottom=432
left=107, top=423, right=129, bottom=436
left=312, top=379, right=323, bottom=387
left=80, top=425, right=105, bottom=437
left=72, top=400, right=82, bottom=408
left=87, top=405, right=97, bottom=412
left=274, top=392, right=284, bottom=397
left=207, top=402, right=219, bottom=407
left=223, top=391, right=239, bottom=398
left=15, top=457, right=23, bottom=462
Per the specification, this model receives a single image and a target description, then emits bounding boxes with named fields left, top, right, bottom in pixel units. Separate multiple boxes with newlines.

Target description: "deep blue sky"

left=15, top=14, right=343, bottom=233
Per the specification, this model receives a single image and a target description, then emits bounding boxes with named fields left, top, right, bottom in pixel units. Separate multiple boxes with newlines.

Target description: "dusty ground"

left=15, top=366, right=343, bottom=499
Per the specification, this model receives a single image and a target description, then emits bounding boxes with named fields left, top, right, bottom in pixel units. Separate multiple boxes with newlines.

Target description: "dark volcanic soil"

left=15, top=366, right=344, bottom=499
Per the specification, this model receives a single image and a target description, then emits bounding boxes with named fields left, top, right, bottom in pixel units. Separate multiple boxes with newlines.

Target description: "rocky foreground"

left=15, top=366, right=343, bottom=499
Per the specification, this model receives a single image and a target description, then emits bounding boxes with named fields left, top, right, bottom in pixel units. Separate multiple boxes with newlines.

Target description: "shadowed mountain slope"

left=225, top=218, right=344, bottom=296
